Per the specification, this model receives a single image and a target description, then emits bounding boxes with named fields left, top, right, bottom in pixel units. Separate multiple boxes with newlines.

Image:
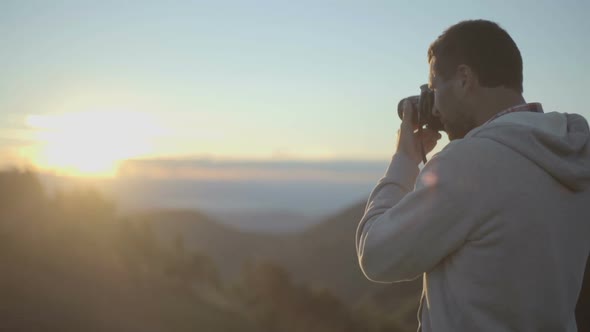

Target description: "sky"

left=1, top=0, right=589, bottom=178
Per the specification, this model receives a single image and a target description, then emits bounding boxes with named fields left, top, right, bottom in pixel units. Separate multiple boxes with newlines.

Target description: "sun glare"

left=23, top=109, right=163, bottom=177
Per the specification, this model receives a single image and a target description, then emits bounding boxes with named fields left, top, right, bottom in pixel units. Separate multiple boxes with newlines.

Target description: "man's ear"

left=455, top=64, right=477, bottom=95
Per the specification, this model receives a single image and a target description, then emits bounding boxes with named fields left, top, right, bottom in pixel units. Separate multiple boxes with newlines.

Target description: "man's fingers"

left=423, top=129, right=442, bottom=139
left=418, top=129, right=442, bottom=141
left=416, top=129, right=442, bottom=153
left=397, top=101, right=441, bottom=164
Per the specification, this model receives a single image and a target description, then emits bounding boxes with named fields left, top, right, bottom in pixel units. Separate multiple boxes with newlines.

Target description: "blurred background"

left=1, top=0, right=588, bottom=331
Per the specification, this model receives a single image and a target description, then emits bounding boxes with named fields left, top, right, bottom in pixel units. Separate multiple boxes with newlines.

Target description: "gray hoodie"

left=356, top=108, right=590, bottom=331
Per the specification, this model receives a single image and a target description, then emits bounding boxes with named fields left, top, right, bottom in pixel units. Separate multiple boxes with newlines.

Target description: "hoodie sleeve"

left=356, top=147, right=482, bottom=283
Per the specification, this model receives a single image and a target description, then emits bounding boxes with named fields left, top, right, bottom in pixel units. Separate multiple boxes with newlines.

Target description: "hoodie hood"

left=466, top=110, right=590, bottom=192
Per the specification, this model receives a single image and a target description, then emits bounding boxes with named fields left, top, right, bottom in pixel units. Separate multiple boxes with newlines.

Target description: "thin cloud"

left=118, top=157, right=388, bottom=183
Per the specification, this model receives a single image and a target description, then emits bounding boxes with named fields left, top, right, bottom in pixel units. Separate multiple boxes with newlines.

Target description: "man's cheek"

left=434, top=91, right=443, bottom=110
left=434, top=95, right=445, bottom=117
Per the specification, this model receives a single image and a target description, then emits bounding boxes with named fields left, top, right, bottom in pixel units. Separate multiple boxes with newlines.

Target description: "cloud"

left=118, top=157, right=388, bottom=183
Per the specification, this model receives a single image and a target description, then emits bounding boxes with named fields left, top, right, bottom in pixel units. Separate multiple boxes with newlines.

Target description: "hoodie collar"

left=484, top=102, right=544, bottom=126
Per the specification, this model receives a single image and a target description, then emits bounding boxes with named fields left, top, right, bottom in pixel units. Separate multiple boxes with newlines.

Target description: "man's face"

left=428, top=57, right=476, bottom=140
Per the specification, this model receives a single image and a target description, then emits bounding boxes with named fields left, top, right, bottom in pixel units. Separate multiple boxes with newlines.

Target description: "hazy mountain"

left=135, top=208, right=289, bottom=279
left=139, top=200, right=423, bottom=328
left=280, top=200, right=422, bottom=325
left=212, top=209, right=318, bottom=233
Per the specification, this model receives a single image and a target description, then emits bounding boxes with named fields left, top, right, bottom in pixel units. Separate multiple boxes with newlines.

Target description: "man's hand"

left=396, top=100, right=442, bottom=165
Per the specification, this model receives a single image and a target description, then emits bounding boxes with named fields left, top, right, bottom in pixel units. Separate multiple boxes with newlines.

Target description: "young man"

left=356, top=20, right=590, bottom=331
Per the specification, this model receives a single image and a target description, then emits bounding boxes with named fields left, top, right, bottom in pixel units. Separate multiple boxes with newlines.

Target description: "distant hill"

left=139, top=201, right=423, bottom=327
left=135, top=208, right=289, bottom=278
left=213, top=209, right=318, bottom=233
left=281, top=200, right=422, bottom=325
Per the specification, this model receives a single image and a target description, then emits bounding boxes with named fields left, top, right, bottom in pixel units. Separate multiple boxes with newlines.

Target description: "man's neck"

left=474, top=91, right=526, bottom=127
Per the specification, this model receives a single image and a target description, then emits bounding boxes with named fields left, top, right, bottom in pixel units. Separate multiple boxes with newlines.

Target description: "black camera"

left=397, top=84, right=444, bottom=132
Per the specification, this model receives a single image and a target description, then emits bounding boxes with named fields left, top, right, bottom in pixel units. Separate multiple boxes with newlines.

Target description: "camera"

left=397, top=84, right=444, bottom=132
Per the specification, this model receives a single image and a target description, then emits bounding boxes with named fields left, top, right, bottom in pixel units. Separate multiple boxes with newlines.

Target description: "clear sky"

left=1, top=0, right=588, bottom=177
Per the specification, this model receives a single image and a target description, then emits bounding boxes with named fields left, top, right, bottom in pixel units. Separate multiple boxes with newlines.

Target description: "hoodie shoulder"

left=428, top=137, right=512, bottom=180
left=453, top=112, right=590, bottom=192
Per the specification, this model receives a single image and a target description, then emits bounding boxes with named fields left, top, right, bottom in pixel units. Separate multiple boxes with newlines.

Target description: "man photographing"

left=356, top=19, right=590, bottom=331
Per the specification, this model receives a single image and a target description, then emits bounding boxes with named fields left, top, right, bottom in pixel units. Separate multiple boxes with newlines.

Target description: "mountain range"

left=135, top=200, right=424, bottom=328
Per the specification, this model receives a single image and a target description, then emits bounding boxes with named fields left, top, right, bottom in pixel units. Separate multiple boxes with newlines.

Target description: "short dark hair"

left=428, top=20, right=523, bottom=94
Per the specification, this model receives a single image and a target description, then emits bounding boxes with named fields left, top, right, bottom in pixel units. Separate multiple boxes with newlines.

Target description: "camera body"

left=397, top=84, right=444, bottom=132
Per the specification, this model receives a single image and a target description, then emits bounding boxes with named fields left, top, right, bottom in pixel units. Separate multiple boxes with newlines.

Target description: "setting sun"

left=23, top=109, right=164, bottom=177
